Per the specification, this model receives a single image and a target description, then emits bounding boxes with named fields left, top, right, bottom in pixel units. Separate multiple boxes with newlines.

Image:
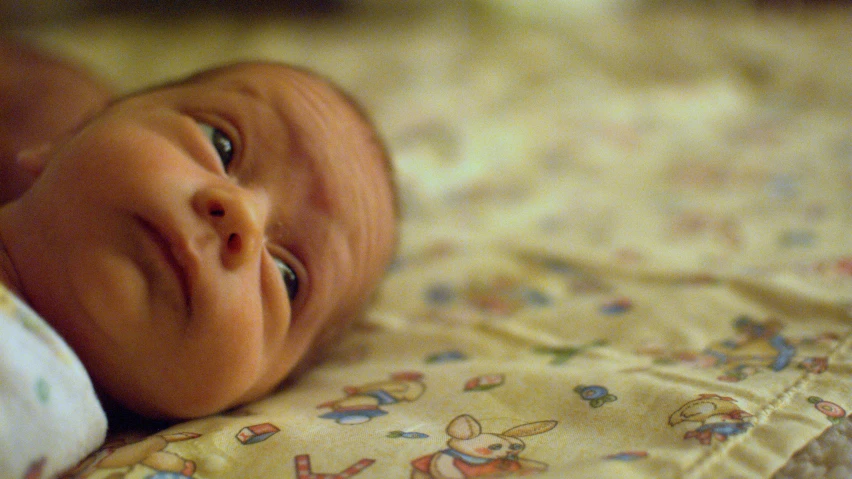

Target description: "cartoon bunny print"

left=410, top=414, right=557, bottom=478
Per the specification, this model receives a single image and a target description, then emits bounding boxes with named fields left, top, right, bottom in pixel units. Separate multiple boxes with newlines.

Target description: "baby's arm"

left=0, top=38, right=112, bottom=203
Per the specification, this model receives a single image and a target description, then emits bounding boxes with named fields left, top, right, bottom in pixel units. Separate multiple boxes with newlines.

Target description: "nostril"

left=209, top=201, right=225, bottom=217
left=227, top=233, right=241, bottom=252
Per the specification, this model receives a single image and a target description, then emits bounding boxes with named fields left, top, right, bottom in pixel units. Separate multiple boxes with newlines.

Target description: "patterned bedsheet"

left=13, top=2, right=852, bottom=478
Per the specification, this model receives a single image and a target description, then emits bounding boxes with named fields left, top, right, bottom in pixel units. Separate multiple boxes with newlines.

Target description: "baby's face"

left=16, top=63, right=396, bottom=417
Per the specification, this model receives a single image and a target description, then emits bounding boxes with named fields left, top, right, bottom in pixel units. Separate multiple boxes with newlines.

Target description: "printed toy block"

left=236, top=422, right=280, bottom=445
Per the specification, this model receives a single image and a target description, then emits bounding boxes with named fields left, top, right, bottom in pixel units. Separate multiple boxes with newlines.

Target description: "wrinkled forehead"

left=185, top=62, right=388, bottom=177
left=182, top=62, right=357, bottom=121
left=182, top=62, right=310, bottom=96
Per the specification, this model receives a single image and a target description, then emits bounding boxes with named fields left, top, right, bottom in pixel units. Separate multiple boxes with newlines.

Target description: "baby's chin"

left=109, top=383, right=268, bottom=420
left=90, top=355, right=289, bottom=420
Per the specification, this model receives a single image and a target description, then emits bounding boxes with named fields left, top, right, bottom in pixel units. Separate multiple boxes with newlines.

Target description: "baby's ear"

left=15, top=142, right=52, bottom=176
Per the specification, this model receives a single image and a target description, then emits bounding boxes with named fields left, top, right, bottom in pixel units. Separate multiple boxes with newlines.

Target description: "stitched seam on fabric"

left=682, top=324, right=852, bottom=478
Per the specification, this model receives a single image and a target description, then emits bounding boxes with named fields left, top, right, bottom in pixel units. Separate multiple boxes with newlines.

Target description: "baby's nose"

left=192, top=185, right=266, bottom=270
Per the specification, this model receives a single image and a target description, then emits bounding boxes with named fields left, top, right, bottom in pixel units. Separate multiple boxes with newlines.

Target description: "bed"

left=7, top=1, right=852, bottom=478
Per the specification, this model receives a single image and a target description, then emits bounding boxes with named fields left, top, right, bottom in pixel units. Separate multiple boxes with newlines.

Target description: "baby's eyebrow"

left=222, top=79, right=269, bottom=104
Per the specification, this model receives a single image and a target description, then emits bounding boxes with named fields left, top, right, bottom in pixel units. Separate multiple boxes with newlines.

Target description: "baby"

left=0, top=40, right=398, bottom=420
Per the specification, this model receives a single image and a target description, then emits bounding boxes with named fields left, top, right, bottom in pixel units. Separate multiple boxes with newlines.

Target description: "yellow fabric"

left=16, top=3, right=851, bottom=478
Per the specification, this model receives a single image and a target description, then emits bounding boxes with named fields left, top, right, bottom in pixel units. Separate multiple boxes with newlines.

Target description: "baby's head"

left=1, top=62, right=397, bottom=418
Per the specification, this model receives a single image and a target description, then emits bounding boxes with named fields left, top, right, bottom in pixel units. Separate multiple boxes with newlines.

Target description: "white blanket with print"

left=0, top=285, right=106, bottom=478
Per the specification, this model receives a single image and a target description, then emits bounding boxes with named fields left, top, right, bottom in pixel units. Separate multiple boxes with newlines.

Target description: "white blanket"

left=0, top=284, right=106, bottom=478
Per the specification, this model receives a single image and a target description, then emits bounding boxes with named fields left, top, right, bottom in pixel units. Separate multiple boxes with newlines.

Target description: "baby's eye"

left=198, top=122, right=234, bottom=169
left=273, top=257, right=299, bottom=301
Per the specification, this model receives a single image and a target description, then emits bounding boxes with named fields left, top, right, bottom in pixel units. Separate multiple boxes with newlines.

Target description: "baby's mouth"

left=138, top=217, right=191, bottom=315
